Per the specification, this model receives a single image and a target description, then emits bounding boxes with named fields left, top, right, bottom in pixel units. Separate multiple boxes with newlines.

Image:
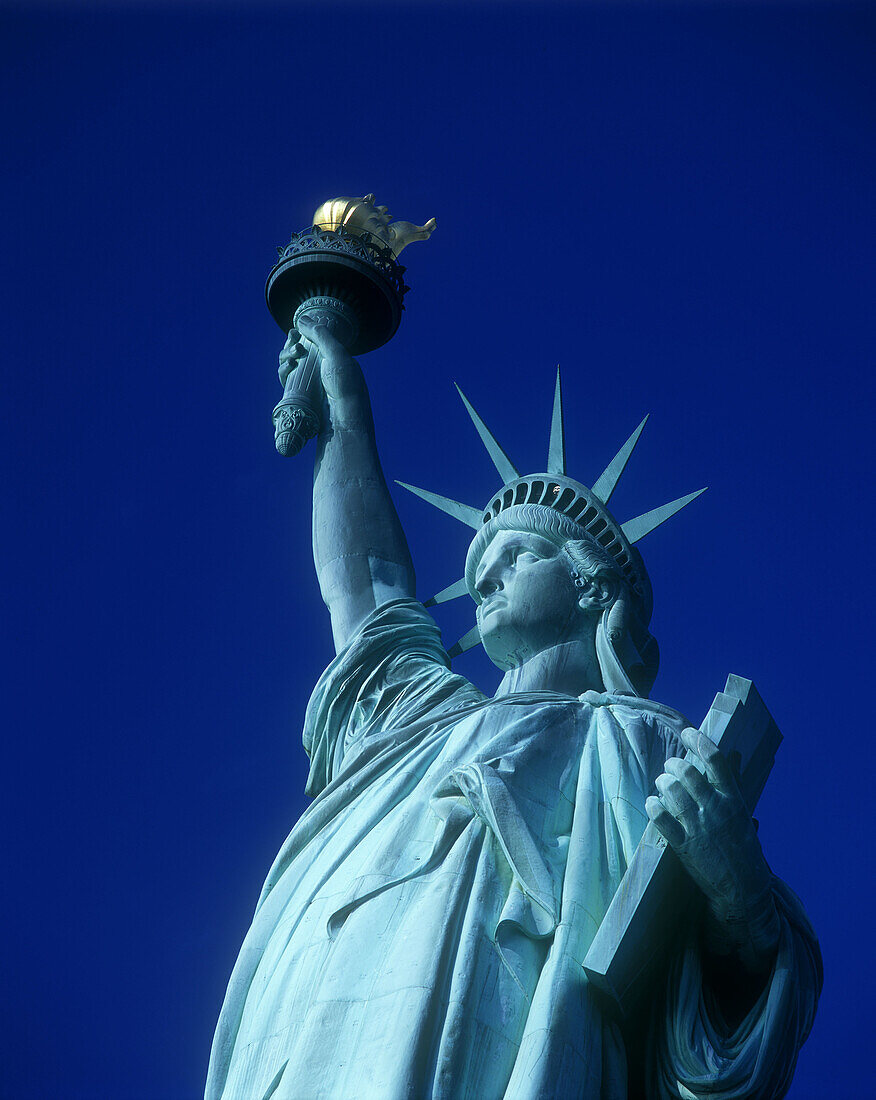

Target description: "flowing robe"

left=206, top=600, right=820, bottom=1100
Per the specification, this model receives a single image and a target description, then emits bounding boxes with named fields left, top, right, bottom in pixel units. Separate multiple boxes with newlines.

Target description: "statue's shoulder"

left=573, top=691, right=688, bottom=786
left=579, top=689, right=689, bottom=739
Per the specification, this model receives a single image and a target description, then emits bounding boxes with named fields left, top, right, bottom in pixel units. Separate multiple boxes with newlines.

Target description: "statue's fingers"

left=664, top=756, right=713, bottom=805
left=646, top=795, right=686, bottom=848
left=680, top=727, right=738, bottom=797
left=278, top=353, right=294, bottom=384
left=654, top=772, right=698, bottom=825
left=279, top=342, right=306, bottom=366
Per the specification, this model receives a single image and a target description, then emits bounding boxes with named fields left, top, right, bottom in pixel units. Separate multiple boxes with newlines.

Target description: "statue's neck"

left=494, top=639, right=603, bottom=699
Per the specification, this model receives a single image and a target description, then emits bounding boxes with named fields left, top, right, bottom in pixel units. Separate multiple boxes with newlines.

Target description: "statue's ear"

left=577, top=575, right=617, bottom=613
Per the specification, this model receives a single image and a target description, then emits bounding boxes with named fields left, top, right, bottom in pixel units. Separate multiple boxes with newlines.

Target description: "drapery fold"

left=648, top=879, right=822, bottom=1099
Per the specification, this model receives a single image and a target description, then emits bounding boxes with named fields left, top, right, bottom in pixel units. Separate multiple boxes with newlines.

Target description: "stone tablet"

left=583, top=675, right=783, bottom=1017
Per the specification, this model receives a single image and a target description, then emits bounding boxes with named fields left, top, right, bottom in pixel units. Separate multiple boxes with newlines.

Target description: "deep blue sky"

left=3, top=3, right=873, bottom=1097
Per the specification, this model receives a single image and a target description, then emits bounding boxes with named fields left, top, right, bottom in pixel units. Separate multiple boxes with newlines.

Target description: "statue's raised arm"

left=265, top=195, right=435, bottom=651
left=282, top=314, right=416, bottom=651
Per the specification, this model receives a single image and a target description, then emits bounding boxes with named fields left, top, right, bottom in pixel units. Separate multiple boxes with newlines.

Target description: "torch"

left=266, top=195, right=436, bottom=457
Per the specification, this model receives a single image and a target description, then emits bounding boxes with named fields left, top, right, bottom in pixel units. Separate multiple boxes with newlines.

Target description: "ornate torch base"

left=272, top=385, right=321, bottom=458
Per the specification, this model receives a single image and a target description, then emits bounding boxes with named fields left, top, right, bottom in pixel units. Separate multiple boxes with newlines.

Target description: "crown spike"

left=547, top=366, right=566, bottom=475
left=448, top=624, right=482, bottom=659
left=591, top=415, right=650, bottom=505
left=454, top=384, right=519, bottom=484
left=621, top=487, right=708, bottom=544
left=395, top=481, right=483, bottom=529
left=424, top=578, right=468, bottom=607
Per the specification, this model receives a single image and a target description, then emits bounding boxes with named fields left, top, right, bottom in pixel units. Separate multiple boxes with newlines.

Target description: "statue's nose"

left=475, top=560, right=505, bottom=600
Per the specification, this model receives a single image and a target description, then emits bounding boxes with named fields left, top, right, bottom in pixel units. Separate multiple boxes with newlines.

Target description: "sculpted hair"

left=560, top=539, right=624, bottom=596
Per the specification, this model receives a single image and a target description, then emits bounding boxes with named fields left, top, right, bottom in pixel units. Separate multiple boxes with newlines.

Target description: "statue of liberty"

left=206, top=198, right=821, bottom=1100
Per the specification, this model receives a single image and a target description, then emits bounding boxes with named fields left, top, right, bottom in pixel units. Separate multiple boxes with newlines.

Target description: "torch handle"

left=271, top=336, right=323, bottom=457
left=273, top=340, right=322, bottom=457
left=271, top=295, right=359, bottom=458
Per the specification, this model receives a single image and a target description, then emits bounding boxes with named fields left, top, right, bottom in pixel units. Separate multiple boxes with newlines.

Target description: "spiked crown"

left=397, top=370, right=706, bottom=660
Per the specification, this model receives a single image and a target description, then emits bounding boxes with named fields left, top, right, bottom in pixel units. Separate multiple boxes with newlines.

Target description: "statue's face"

left=473, top=529, right=586, bottom=670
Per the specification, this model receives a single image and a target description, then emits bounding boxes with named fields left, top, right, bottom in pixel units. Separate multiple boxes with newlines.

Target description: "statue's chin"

left=479, top=626, right=529, bottom=673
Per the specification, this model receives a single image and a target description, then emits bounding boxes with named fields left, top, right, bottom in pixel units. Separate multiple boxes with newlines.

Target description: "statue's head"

left=464, top=504, right=659, bottom=694
left=396, top=375, right=705, bottom=698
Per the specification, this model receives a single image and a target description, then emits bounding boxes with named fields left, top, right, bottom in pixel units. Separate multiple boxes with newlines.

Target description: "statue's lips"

left=479, top=598, right=506, bottom=619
